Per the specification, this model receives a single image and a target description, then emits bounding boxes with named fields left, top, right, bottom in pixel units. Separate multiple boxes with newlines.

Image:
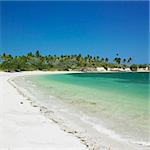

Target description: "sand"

left=0, top=71, right=86, bottom=150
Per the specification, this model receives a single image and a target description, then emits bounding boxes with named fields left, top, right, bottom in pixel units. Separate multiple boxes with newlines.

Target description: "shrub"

left=130, top=64, right=138, bottom=71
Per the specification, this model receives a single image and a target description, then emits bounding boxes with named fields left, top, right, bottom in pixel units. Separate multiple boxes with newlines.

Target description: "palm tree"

left=117, top=57, right=121, bottom=64
left=87, top=54, right=90, bottom=58
left=105, top=58, right=109, bottom=63
left=96, top=56, right=100, bottom=60
left=113, top=57, right=121, bottom=65
left=26, top=52, right=35, bottom=70
left=113, top=53, right=122, bottom=65
left=123, top=58, right=126, bottom=64
left=26, top=52, right=34, bottom=62
left=101, top=57, right=104, bottom=62
left=1, top=53, right=11, bottom=62
left=35, top=50, right=41, bottom=58
left=0, top=53, right=13, bottom=71
left=127, top=57, right=132, bottom=63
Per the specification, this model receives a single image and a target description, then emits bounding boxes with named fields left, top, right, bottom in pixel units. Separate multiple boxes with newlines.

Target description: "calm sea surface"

left=16, top=72, right=150, bottom=148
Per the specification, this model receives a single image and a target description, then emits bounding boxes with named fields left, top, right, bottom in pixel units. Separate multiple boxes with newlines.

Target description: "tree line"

left=0, top=50, right=148, bottom=72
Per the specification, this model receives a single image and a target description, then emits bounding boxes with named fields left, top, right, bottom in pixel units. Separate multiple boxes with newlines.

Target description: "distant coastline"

left=0, top=50, right=149, bottom=73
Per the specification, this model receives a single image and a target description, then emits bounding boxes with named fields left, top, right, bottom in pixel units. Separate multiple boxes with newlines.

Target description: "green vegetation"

left=0, top=51, right=149, bottom=72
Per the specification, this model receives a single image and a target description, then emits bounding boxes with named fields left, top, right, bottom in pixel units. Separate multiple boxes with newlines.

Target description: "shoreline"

left=0, top=70, right=150, bottom=75
left=0, top=71, right=149, bottom=150
left=0, top=71, right=87, bottom=150
left=8, top=72, right=108, bottom=150
left=8, top=75, right=93, bottom=149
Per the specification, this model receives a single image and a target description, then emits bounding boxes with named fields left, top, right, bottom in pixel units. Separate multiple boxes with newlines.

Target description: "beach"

left=0, top=71, right=87, bottom=150
left=1, top=1, right=149, bottom=149
left=0, top=71, right=149, bottom=150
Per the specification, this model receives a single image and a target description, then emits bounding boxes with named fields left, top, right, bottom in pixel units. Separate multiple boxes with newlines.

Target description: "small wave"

left=31, top=84, right=36, bottom=87
left=49, top=95, right=57, bottom=100
left=80, top=114, right=127, bottom=142
left=27, top=80, right=32, bottom=83
left=80, top=113, right=150, bottom=148
left=133, top=141, right=150, bottom=147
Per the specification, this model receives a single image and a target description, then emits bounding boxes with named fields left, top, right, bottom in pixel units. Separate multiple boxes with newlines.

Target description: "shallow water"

left=15, top=72, right=150, bottom=148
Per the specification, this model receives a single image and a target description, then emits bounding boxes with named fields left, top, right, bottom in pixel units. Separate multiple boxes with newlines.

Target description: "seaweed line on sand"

left=7, top=76, right=112, bottom=150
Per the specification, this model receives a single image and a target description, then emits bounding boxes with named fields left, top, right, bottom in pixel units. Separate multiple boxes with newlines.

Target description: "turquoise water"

left=20, top=72, right=150, bottom=147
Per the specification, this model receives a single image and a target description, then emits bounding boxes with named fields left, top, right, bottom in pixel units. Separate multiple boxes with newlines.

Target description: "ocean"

left=14, top=72, right=150, bottom=149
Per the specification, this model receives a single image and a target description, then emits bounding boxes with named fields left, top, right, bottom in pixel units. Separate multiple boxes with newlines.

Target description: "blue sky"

left=0, top=1, right=149, bottom=63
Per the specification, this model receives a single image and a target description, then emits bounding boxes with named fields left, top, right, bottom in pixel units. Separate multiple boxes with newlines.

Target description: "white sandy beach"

left=0, top=71, right=87, bottom=150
